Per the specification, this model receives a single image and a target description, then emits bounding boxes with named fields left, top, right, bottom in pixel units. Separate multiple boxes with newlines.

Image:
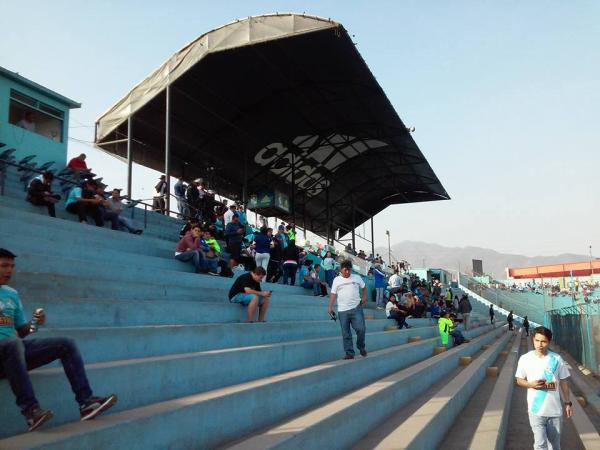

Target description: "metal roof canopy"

left=95, top=13, right=449, bottom=243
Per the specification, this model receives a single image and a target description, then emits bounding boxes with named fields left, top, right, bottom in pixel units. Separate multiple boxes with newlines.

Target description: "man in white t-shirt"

left=327, top=259, right=367, bottom=360
left=515, top=326, right=572, bottom=449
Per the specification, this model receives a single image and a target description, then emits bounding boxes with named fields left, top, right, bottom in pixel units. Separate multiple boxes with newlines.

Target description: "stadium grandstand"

left=0, top=13, right=598, bottom=450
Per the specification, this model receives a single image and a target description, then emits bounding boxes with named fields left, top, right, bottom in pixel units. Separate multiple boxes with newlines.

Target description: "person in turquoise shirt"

left=0, top=248, right=117, bottom=432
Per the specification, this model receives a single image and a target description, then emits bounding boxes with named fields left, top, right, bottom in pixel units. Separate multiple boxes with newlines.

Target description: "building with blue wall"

left=0, top=66, right=80, bottom=168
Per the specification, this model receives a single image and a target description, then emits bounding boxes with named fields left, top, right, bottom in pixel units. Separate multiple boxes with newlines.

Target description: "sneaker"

left=133, top=229, right=143, bottom=235
left=360, top=349, right=368, bottom=357
left=26, top=407, right=53, bottom=432
left=343, top=354, right=354, bottom=360
left=80, top=394, right=118, bottom=421
left=207, top=270, right=219, bottom=276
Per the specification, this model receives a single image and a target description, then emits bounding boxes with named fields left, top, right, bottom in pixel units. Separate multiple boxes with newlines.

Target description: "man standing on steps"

left=0, top=248, right=117, bottom=432
left=458, top=294, right=472, bottom=331
left=515, top=326, right=572, bottom=450
left=328, top=259, right=368, bottom=360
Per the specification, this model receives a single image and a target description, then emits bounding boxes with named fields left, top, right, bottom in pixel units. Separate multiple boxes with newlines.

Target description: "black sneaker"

left=360, top=349, right=368, bottom=357
left=343, top=354, right=354, bottom=360
left=26, top=407, right=53, bottom=432
left=80, top=394, right=118, bottom=421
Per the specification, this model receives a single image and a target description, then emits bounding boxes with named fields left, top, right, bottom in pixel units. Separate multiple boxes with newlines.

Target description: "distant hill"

left=374, top=241, right=590, bottom=279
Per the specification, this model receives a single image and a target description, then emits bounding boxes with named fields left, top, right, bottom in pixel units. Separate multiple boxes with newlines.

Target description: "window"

left=8, top=89, right=64, bottom=142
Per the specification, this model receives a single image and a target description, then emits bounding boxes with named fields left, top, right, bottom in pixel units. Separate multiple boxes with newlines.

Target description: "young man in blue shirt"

left=0, top=248, right=117, bottom=432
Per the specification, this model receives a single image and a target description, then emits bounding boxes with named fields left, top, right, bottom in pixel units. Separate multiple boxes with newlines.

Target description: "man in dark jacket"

left=225, top=214, right=244, bottom=266
left=26, top=172, right=61, bottom=217
left=458, top=294, right=473, bottom=330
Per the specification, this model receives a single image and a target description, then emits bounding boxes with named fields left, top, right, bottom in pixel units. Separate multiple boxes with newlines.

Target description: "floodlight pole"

left=164, top=85, right=171, bottom=214
left=126, top=117, right=133, bottom=199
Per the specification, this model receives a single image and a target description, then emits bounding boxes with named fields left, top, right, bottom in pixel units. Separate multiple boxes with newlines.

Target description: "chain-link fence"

left=548, top=303, right=600, bottom=375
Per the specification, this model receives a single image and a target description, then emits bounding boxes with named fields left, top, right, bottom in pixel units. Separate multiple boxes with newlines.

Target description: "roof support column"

left=352, top=204, right=356, bottom=252
left=242, top=149, right=247, bottom=211
left=164, top=85, right=171, bottom=214
left=290, top=152, right=296, bottom=231
left=302, top=192, right=307, bottom=241
left=126, top=117, right=133, bottom=199
left=370, top=215, right=375, bottom=258
left=326, top=186, right=331, bottom=245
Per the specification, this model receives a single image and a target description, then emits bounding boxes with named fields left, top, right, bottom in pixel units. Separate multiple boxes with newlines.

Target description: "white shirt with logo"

left=331, top=274, right=365, bottom=312
left=515, top=350, right=570, bottom=417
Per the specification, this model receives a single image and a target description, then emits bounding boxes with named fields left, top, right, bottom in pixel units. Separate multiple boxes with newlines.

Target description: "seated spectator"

left=174, top=225, right=209, bottom=273
left=65, top=180, right=104, bottom=226
left=282, top=239, right=300, bottom=285
left=300, top=261, right=313, bottom=289
left=66, top=153, right=94, bottom=180
left=225, top=214, right=244, bottom=267
left=201, top=229, right=228, bottom=276
left=179, top=218, right=200, bottom=239
left=94, top=185, right=120, bottom=231
left=253, top=227, right=272, bottom=270
left=310, top=264, right=328, bottom=297
left=228, top=266, right=271, bottom=322
left=449, top=313, right=467, bottom=345
left=0, top=248, right=116, bottom=432
left=26, top=172, right=60, bottom=217
left=106, top=189, right=143, bottom=234
left=386, top=296, right=409, bottom=329
left=412, top=298, right=426, bottom=318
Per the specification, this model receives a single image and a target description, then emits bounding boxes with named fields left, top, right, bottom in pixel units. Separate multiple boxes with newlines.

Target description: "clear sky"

left=2, top=1, right=598, bottom=257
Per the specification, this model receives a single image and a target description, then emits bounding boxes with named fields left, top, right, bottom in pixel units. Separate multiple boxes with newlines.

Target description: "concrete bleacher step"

left=15, top=297, right=346, bottom=327
left=38, top=319, right=393, bottom=363
left=0, top=326, right=437, bottom=439
left=0, top=324, right=494, bottom=448
left=466, top=329, right=522, bottom=450
left=10, top=272, right=340, bottom=310
left=0, top=217, right=176, bottom=257
left=0, top=196, right=181, bottom=241
left=225, top=325, right=507, bottom=450
left=1, top=169, right=185, bottom=230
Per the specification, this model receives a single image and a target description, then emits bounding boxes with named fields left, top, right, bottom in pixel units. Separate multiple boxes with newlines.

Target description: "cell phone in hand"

left=329, top=311, right=337, bottom=321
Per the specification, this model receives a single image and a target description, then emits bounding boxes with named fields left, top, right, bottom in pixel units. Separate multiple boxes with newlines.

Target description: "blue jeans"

left=0, top=337, right=93, bottom=415
left=528, top=413, right=562, bottom=449
left=175, top=251, right=206, bottom=271
left=338, top=305, right=366, bottom=356
left=326, top=270, right=336, bottom=288
left=118, top=216, right=137, bottom=233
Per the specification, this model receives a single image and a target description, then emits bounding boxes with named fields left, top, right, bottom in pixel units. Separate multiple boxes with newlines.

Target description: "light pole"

left=590, top=245, right=594, bottom=282
left=385, top=230, right=391, bottom=265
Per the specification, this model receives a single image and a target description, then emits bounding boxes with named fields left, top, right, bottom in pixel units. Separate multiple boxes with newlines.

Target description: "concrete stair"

left=0, top=161, right=594, bottom=449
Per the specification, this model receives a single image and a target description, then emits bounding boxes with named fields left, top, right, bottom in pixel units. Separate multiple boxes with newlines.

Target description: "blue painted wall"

left=0, top=69, right=79, bottom=168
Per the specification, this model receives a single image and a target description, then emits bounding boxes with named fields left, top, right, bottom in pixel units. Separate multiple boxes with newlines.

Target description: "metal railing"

left=0, top=153, right=184, bottom=231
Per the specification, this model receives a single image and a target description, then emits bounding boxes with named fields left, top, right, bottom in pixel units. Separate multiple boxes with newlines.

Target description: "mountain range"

left=374, top=241, right=591, bottom=279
